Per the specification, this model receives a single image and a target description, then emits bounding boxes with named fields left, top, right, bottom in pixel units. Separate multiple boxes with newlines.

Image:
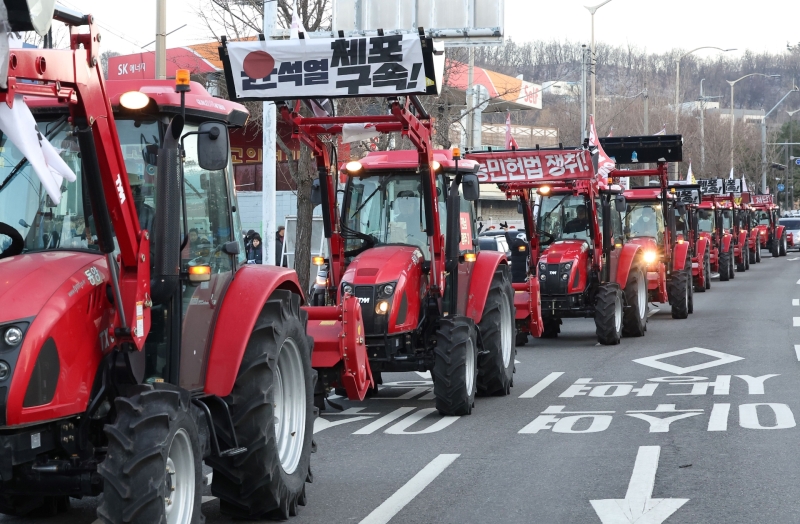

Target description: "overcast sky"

left=65, top=0, right=798, bottom=60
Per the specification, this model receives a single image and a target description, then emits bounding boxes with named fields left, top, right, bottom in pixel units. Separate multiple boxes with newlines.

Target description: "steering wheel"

left=0, top=222, right=24, bottom=259
left=539, top=229, right=556, bottom=243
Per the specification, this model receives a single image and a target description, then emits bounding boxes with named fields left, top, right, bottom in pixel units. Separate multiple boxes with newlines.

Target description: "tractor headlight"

left=563, top=262, right=572, bottom=271
left=643, top=250, right=658, bottom=264
left=343, top=283, right=354, bottom=295
left=561, top=273, right=569, bottom=281
left=4, top=327, right=22, bottom=346
left=381, top=284, right=395, bottom=297
left=538, top=262, right=547, bottom=273
left=0, top=361, right=8, bottom=381
left=540, top=273, right=546, bottom=280
left=375, top=300, right=390, bottom=315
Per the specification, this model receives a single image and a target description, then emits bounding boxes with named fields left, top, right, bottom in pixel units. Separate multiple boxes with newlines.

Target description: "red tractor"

left=599, top=136, right=695, bottom=319
left=751, top=195, right=787, bottom=257
left=736, top=196, right=762, bottom=264
left=467, top=146, right=648, bottom=345
left=276, top=99, right=516, bottom=415
left=695, top=197, right=737, bottom=281
left=0, top=6, right=360, bottom=521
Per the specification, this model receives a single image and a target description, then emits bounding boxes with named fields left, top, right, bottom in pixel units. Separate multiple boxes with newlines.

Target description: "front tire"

left=719, top=249, right=731, bottom=281
left=433, top=316, right=478, bottom=416
left=749, top=245, right=756, bottom=264
left=780, top=233, right=787, bottom=256
left=477, top=268, right=516, bottom=396
left=209, top=290, right=315, bottom=520
left=622, top=266, right=647, bottom=337
left=98, top=386, right=204, bottom=524
left=756, top=245, right=762, bottom=262
left=669, top=270, right=690, bottom=319
left=595, top=283, right=623, bottom=345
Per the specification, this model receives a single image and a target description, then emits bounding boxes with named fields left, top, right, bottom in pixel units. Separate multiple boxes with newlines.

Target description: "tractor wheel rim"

left=164, top=428, right=194, bottom=524
left=637, top=273, right=646, bottom=319
left=465, top=336, right=475, bottom=395
left=614, top=293, right=622, bottom=332
left=274, top=337, right=307, bottom=475
left=499, top=296, right=513, bottom=368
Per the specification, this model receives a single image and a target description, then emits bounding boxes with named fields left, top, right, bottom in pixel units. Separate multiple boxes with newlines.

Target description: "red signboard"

left=751, top=194, right=774, bottom=205
left=467, top=150, right=594, bottom=184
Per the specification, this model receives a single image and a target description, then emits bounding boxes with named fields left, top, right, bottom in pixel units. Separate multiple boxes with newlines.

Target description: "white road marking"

left=414, top=371, right=431, bottom=379
left=793, top=299, right=799, bottom=306
left=354, top=407, right=416, bottom=435
left=796, top=278, right=800, bottom=284
left=519, top=372, right=565, bottom=398
left=633, top=347, right=743, bottom=375
left=314, top=416, right=374, bottom=434
left=515, top=359, right=521, bottom=364
left=794, top=317, right=800, bottom=327
left=590, top=446, right=688, bottom=524
left=359, top=454, right=459, bottom=524
left=205, top=472, right=213, bottom=486
left=384, top=409, right=460, bottom=434
left=788, top=257, right=800, bottom=261
left=739, top=403, right=796, bottom=429
left=795, top=345, right=800, bottom=361
left=202, top=496, right=217, bottom=503
left=708, top=403, right=730, bottom=431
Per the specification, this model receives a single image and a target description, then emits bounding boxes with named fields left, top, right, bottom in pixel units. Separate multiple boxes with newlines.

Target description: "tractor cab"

left=750, top=196, right=787, bottom=256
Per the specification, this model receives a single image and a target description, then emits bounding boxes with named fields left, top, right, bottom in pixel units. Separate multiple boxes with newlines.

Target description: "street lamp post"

left=761, top=86, right=799, bottom=194
left=788, top=108, right=800, bottom=208
left=585, top=0, right=613, bottom=119
left=726, top=73, right=781, bottom=175
left=674, top=47, right=735, bottom=135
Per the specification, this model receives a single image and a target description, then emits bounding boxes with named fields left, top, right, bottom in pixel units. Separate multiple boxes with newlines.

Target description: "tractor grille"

left=542, top=263, right=568, bottom=295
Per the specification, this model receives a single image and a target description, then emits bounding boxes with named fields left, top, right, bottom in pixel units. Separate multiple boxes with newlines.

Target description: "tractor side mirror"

left=614, top=194, right=627, bottom=213
left=197, top=122, right=229, bottom=171
left=311, top=178, right=322, bottom=206
left=462, top=174, right=480, bottom=202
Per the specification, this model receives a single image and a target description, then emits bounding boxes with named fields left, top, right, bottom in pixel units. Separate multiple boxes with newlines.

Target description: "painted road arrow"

left=590, top=446, right=688, bottom=524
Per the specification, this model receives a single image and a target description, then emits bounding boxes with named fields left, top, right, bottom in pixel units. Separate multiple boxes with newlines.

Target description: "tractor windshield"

left=698, top=209, right=715, bottom=233
left=721, top=209, right=733, bottom=231
left=0, top=118, right=91, bottom=256
left=537, top=194, right=592, bottom=246
left=624, top=201, right=664, bottom=244
left=757, top=211, right=771, bottom=226
left=342, top=172, right=445, bottom=258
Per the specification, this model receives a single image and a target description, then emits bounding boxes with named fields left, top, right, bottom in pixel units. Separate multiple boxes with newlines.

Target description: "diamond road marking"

left=632, top=347, right=744, bottom=375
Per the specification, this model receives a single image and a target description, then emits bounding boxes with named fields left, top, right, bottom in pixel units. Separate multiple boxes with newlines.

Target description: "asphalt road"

left=5, top=249, right=800, bottom=524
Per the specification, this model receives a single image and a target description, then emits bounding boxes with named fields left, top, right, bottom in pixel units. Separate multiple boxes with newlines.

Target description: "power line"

left=59, top=0, right=144, bottom=48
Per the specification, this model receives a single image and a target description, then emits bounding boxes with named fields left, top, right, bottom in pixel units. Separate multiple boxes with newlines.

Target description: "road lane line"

left=794, top=317, right=800, bottom=327
left=359, top=454, right=459, bottom=524
left=202, top=496, right=217, bottom=503
left=794, top=299, right=799, bottom=306
left=796, top=278, right=800, bottom=284
left=707, top=403, right=730, bottom=431
left=354, top=407, right=415, bottom=435
left=519, top=372, right=564, bottom=398
left=795, top=345, right=800, bottom=361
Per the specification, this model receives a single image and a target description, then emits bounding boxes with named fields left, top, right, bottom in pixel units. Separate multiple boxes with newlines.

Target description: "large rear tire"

left=622, top=266, right=646, bottom=337
left=780, top=233, right=787, bottom=256
left=433, top=316, right=478, bottom=416
left=477, top=268, right=516, bottom=396
left=595, top=283, right=623, bottom=345
left=719, top=249, right=731, bottom=281
left=756, top=245, right=762, bottom=263
left=749, top=245, right=756, bottom=264
left=736, top=247, right=746, bottom=272
left=98, top=386, right=204, bottom=524
left=669, top=270, right=690, bottom=319
left=209, top=290, right=315, bottom=520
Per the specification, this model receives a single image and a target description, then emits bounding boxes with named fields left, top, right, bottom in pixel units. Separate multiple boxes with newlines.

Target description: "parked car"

left=779, top=218, right=800, bottom=251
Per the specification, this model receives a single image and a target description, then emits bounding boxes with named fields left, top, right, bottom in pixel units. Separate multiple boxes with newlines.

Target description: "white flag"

left=686, top=162, right=696, bottom=184
left=290, top=0, right=307, bottom=39
left=729, top=167, right=734, bottom=179
left=741, top=177, right=748, bottom=192
left=653, top=126, right=666, bottom=136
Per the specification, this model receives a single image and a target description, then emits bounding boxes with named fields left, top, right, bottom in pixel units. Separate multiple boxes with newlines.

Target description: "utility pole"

left=581, top=45, right=588, bottom=141
left=155, top=0, right=166, bottom=79
left=762, top=86, right=799, bottom=194
left=700, top=79, right=706, bottom=175
left=262, top=1, right=278, bottom=265
left=467, top=47, right=475, bottom=150
left=585, top=0, right=613, bottom=119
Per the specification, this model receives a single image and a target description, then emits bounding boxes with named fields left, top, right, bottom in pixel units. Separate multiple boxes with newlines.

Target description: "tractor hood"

left=541, top=240, right=589, bottom=265
left=344, top=246, right=424, bottom=286
left=0, top=251, right=105, bottom=323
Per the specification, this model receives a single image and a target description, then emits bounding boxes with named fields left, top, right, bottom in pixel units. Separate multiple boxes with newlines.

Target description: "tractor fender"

left=777, top=224, right=786, bottom=241
left=738, top=231, right=748, bottom=251
left=466, top=250, right=507, bottom=324
left=204, top=265, right=306, bottom=398
left=672, top=241, right=691, bottom=271
left=721, top=234, right=733, bottom=253
left=614, top=244, right=643, bottom=289
left=696, top=237, right=710, bottom=259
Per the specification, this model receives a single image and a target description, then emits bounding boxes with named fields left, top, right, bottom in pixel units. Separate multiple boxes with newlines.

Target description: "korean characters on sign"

left=724, top=179, right=742, bottom=195
left=226, top=34, right=426, bottom=100
left=473, top=150, right=594, bottom=184
left=752, top=194, right=774, bottom=205
left=673, top=189, right=700, bottom=205
left=698, top=178, right=724, bottom=196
